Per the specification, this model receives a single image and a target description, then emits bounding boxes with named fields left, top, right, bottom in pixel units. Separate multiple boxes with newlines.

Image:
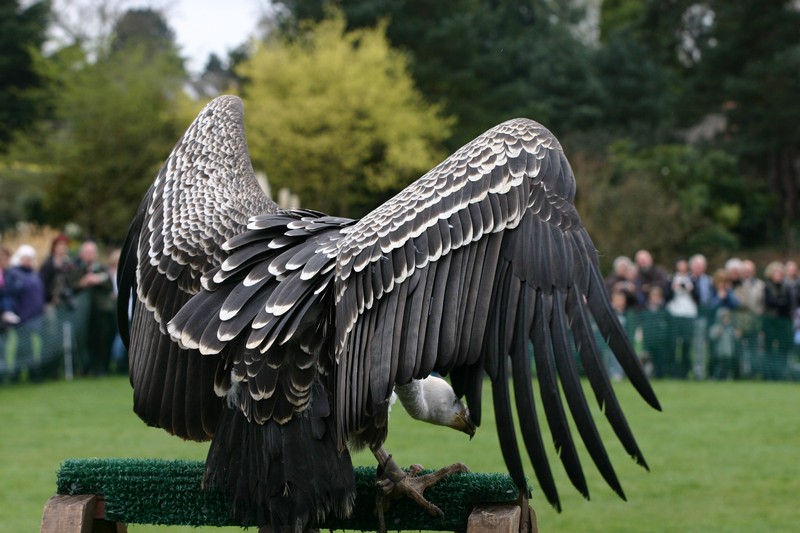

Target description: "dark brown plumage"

left=118, top=95, right=660, bottom=532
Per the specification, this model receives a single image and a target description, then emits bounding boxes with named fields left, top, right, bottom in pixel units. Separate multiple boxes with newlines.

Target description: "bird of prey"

left=118, top=95, right=660, bottom=533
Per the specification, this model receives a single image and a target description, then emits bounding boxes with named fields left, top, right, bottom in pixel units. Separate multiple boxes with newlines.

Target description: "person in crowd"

left=665, top=259, right=698, bottom=379
left=605, top=255, right=641, bottom=309
left=792, top=306, right=800, bottom=350
left=735, top=259, right=765, bottom=315
left=605, top=290, right=629, bottom=381
left=1, top=246, right=17, bottom=381
left=0, top=246, right=17, bottom=328
left=708, top=307, right=741, bottom=380
left=641, top=285, right=670, bottom=378
left=763, top=261, right=792, bottom=380
left=784, top=260, right=800, bottom=311
left=709, top=268, right=740, bottom=311
left=39, top=233, right=76, bottom=307
left=634, top=249, right=669, bottom=308
left=724, top=258, right=744, bottom=291
left=106, top=248, right=127, bottom=375
left=733, top=259, right=765, bottom=378
left=4, top=245, right=47, bottom=382
left=688, top=253, right=714, bottom=309
left=785, top=259, right=799, bottom=283
left=688, top=253, right=713, bottom=379
left=70, top=240, right=114, bottom=376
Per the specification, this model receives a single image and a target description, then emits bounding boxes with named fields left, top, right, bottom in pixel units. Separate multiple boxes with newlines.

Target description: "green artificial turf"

left=1, top=376, right=799, bottom=532
left=55, top=459, right=521, bottom=531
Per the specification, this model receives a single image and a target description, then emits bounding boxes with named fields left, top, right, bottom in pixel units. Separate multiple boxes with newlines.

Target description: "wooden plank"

left=467, top=503, right=521, bottom=533
left=41, top=494, right=96, bottom=533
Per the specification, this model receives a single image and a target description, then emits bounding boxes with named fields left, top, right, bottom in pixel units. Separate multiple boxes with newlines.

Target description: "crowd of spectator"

left=0, top=235, right=123, bottom=383
left=605, top=249, right=800, bottom=381
left=2, top=235, right=800, bottom=384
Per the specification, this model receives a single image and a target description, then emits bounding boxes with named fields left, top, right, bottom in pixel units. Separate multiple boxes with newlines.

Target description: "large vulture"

left=118, top=95, right=660, bottom=532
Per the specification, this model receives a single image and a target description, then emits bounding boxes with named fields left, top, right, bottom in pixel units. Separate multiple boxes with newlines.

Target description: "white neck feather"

left=394, top=379, right=430, bottom=421
left=394, top=376, right=455, bottom=425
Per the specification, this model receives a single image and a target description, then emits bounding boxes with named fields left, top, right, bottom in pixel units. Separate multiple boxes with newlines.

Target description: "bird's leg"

left=372, top=445, right=469, bottom=531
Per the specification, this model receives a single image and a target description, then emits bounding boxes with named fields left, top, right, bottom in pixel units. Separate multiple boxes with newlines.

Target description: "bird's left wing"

left=330, top=119, right=661, bottom=509
left=118, top=95, right=277, bottom=441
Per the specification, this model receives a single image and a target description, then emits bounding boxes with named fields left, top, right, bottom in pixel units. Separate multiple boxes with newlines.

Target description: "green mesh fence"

left=1, top=291, right=123, bottom=383
left=56, top=458, right=523, bottom=530
left=596, top=308, right=800, bottom=381
left=4, top=300, right=799, bottom=384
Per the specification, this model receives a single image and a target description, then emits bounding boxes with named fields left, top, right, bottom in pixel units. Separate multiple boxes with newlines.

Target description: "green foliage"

left=238, top=10, right=452, bottom=217
left=650, top=1, right=799, bottom=247
left=111, top=7, right=179, bottom=56
left=1, top=8, right=187, bottom=241
left=285, top=0, right=602, bottom=148
left=0, top=0, right=50, bottom=150
left=0, top=0, right=797, bottom=253
left=592, top=29, right=670, bottom=137
left=44, top=49, right=184, bottom=240
left=577, top=141, right=750, bottom=267
left=0, top=161, right=50, bottom=230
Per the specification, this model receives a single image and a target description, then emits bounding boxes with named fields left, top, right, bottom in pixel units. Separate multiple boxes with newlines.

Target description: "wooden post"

left=467, top=503, right=538, bottom=533
left=41, top=494, right=126, bottom=533
left=467, top=503, right=520, bottom=533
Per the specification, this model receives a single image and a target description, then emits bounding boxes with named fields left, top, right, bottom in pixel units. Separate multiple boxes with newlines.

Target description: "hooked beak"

left=453, top=407, right=477, bottom=439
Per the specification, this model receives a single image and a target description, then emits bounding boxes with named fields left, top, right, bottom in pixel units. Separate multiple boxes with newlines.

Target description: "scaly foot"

left=372, top=446, right=469, bottom=532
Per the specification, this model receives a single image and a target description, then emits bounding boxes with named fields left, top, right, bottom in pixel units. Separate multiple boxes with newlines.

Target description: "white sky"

left=166, top=0, right=264, bottom=74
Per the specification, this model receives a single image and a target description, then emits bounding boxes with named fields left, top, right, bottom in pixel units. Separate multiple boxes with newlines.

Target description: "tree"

left=687, top=1, right=800, bottom=248
left=281, top=0, right=602, bottom=148
left=574, top=139, right=762, bottom=268
left=593, top=0, right=679, bottom=140
left=44, top=47, right=185, bottom=239
left=599, top=1, right=800, bottom=250
left=0, top=0, right=50, bottom=150
left=237, top=10, right=452, bottom=217
left=2, top=7, right=188, bottom=240
left=192, top=45, right=252, bottom=98
left=111, top=7, right=180, bottom=57
left=47, top=0, right=136, bottom=55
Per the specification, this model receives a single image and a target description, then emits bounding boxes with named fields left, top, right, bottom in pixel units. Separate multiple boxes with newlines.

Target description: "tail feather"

left=204, top=380, right=355, bottom=531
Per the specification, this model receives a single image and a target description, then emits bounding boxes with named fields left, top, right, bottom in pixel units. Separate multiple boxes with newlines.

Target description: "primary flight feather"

left=118, top=95, right=660, bottom=532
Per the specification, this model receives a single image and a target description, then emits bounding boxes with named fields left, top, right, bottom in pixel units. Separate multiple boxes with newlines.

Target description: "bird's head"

left=417, top=375, right=477, bottom=438
left=450, top=402, right=477, bottom=438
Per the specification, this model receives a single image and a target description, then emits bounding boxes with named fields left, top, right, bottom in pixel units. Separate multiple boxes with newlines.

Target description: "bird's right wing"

left=118, top=96, right=277, bottom=441
left=329, top=119, right=661, bottom=509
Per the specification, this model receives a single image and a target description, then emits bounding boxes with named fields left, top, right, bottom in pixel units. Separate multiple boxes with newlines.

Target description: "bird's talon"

left=376, top=478, right=394, bottom=494
left=373, top=447, right=468, bottom=526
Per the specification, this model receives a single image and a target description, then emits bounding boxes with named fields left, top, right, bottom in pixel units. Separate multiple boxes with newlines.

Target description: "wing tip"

left=648, top=392, right=663, bottom=412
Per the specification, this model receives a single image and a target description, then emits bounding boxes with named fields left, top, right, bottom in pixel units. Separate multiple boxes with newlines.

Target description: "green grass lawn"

left=1, top=376, right=799, bottom=532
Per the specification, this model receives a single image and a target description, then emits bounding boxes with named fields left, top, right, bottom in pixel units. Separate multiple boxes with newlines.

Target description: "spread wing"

left=117, top=95, right=278, bottom=441
left=161, top=115, right=660, bottom=510
left=331, top=119, right=661, bottom=509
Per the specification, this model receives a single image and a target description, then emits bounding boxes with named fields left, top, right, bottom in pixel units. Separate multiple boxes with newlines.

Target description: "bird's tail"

left=203, top=380, right=355, bottom=532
